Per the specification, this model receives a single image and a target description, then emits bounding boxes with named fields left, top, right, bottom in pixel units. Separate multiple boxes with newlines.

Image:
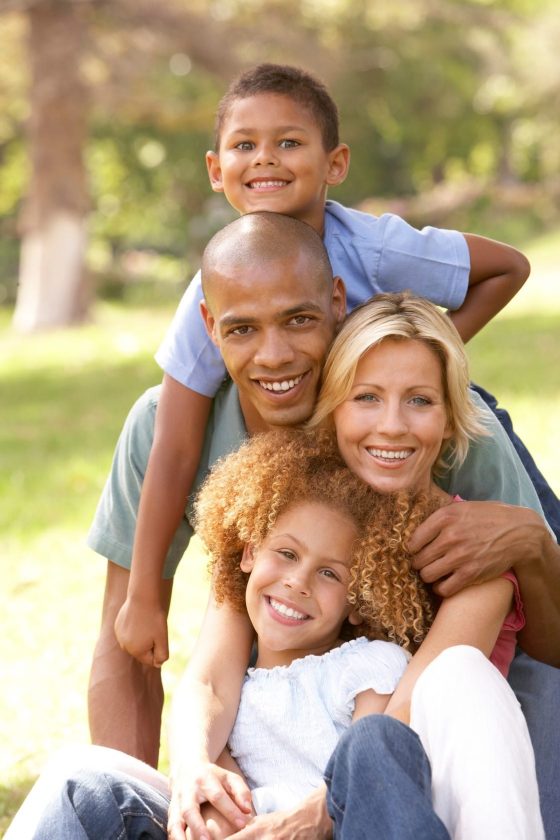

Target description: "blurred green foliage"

left=1, top=0, right=560, bottom=306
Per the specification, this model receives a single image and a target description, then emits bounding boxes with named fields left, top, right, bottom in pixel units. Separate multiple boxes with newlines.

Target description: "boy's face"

left=206, top=93, right=349, bottom=234
left=201, top=250, right=346, bottom=433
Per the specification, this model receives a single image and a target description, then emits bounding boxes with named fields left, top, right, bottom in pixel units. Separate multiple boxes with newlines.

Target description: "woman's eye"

left=410, top=395, right=431, bottom=406
left=354, top=393, right=378, bottom=403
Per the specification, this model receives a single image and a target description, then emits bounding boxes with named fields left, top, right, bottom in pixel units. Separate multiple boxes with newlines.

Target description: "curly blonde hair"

left=194, top=428, right=442, bottom=651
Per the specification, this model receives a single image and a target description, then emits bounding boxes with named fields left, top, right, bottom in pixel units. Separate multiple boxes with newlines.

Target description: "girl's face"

left=240, top=501, right=360, bottom=669
left=333, top=338, right=453, bottom=495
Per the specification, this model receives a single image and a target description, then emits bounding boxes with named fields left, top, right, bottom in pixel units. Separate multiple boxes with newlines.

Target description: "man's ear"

left=200, top=299, right=219, bottom=347
left=331, top=276, right=347, bottom=328
left=240, top=542, right=255, bottom=574
left=206, top=151, right=224, bottom=193
left=326, top=144, right=350, bottom=187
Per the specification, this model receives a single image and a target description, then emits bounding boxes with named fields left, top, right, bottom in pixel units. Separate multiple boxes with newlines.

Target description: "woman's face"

left=333, top=338, right=453, bottom=494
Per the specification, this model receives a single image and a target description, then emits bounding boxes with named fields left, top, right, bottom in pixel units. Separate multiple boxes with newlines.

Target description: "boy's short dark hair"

left=215, top=63, right=340, bottom=152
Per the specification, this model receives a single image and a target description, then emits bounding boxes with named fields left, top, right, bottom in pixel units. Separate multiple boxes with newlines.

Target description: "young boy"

left=88, top=64, right=555, bottom=762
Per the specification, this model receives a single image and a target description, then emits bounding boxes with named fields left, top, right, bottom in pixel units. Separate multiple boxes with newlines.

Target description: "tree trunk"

left=13, top=0, right=91, bottom=332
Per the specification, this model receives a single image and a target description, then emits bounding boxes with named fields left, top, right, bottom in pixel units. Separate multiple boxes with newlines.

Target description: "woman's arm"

left=384, top=576, right=513, bottom=724
left=168, top=592, right=255, bottom=840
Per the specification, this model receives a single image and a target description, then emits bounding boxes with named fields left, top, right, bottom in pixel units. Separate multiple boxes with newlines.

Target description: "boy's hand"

left=114, top=597, right=169, bottom=667
left=168, top=763, right=253, bottom=840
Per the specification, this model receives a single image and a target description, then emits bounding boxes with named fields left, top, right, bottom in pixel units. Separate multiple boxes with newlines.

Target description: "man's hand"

left=408, top=500, right=548, bottom=597
left=168, top=763, right=253, bottom=840
left=228, top=785, right=333, bottom=840
left=114, top=597, right=169, bottom=667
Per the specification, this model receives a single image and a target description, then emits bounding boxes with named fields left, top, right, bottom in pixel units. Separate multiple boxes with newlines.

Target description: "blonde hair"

left=195, top=428, right=442, bottom=651
left=310, top=291, right=488, bottom=471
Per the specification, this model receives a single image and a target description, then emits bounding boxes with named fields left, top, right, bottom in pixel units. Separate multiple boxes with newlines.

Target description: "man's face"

left=201, top=251, right=346, bottom=432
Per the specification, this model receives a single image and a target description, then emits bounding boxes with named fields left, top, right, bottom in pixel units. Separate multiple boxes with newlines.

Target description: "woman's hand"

left=168, top=762, right=253, bottom=840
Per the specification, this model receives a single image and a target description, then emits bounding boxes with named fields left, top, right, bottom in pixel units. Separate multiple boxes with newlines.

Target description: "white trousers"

left=410, top=645, right=545, bottom=840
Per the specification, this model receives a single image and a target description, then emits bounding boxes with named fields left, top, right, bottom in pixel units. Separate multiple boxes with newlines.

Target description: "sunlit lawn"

left=1, top=230, right=559, bottom=834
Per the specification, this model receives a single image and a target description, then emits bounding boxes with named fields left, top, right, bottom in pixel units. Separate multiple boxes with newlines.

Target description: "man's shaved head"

left=201, top=212, right=333, bottom=309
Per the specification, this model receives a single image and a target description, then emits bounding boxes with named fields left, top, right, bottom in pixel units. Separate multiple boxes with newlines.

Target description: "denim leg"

left=509, top=652, right=560, bottom=840
left=324, top=715, right=450, bottom=840
left=470, top=382, right=560, bottom=541
left=31, top=768, right=169, bottom=840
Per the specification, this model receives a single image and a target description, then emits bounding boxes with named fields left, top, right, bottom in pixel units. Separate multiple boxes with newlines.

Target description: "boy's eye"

left=279, top=139, right=300, bottom=149
left=235, top=141, right=254, bottom=151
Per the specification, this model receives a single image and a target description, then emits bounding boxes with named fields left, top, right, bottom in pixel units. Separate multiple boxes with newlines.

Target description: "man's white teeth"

left=259, top=375, right=303, bottom=392
left=249, top=180, right=288, bottom=188
left=367, top=448, right=412, bottom=460
left=269, top=597, right=308, bottom=620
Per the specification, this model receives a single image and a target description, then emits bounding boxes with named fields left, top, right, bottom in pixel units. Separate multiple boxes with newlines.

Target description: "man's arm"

left=115, top=374, right=212, bottom=666
left=448, top=233, right=530, bottom=342
left=168, top=593, right=255, bottom=840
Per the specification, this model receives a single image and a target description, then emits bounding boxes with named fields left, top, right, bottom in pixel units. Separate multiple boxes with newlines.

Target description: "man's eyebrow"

left=219, top=302, right=325, bottom=328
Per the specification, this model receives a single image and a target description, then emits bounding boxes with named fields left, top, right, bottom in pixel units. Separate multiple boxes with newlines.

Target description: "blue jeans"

left=31, top=768, right=169, bottom=839
left=508, top=652, right=560, bottom=840
left=471, top=383, right=560, bottom=541
left=324, top=715, right=450, bottom=840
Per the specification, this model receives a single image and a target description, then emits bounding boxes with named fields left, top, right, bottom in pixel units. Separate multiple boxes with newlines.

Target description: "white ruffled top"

left=228, top=637, right=410, bottom=814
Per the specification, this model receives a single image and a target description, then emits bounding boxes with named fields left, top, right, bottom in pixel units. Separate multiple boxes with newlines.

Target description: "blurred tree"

left=1, top=0, right=558, bottom=329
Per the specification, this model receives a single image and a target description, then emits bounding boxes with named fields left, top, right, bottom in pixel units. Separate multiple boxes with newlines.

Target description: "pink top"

left=452, top=496, right=525, bottom=677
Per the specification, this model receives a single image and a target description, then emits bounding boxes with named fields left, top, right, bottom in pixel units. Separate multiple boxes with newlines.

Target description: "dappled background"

left=1, top=0, right=559, bottom=832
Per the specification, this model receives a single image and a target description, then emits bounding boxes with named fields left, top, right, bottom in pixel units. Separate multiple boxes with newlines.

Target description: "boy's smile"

left=206, top=93, right=349, bottom=234
left=240, top=501, right=361, bottom=669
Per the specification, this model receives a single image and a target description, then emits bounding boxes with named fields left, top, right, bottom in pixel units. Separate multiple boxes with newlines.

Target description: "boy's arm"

left=115, top=374, right=212, bottom=666
left=168, top=593, right=255, bottom=840
left=448, top=233, right=530, bottom=342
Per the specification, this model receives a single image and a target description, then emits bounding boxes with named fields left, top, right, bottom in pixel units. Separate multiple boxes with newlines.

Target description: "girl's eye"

left=320, top=568, right=340, bottom=582
left=278, top=549, right=297, bottom=561
left=279, top=139, right=300, bottom=149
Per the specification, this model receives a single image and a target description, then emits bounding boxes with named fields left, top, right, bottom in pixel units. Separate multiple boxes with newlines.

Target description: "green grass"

left=1, top=233, right=559, bottom=834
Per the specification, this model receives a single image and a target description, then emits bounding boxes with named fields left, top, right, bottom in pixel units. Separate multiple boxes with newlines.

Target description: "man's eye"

left=289, top=315, right=311, bottom=326
left=230, top=325, right=253, bottom=336
left=279, top=139, right=300, bottom=149
left=235, top=141, right=254, bottom=151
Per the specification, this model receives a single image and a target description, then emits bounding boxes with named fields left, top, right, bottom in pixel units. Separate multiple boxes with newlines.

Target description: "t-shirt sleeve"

left=377, top=214, right=470, bottom=311
left=334, top=640, right=410, bottom=722
left=439, top=390, right=549, bottom=522
left=155, top=270, right=227, bottom=397
left=500, top=570, right=525, bottom=632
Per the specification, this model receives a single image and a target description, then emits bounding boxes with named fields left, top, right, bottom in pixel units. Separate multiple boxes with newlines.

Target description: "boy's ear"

left=326, top=144, right=350, bottom=187
left=200, top=299, right=219, bottom=347
left=206, top=150, right=224, bottom=193
left=240, top=543, right=255, bottom=573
